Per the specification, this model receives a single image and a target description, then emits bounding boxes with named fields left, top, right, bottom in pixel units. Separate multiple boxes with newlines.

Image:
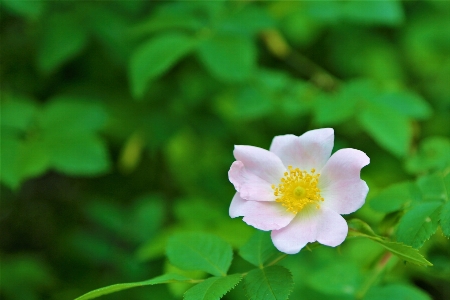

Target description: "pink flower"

left=228, top=128, right=369, bottom=254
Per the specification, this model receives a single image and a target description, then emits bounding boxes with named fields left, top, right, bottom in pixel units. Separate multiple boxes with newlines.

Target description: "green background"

left=1, top=0, right=449, bottom=299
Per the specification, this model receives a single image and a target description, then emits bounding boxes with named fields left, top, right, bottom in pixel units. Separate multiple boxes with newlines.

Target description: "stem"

left=356, top=251, right=393, bottom=299
left=265, top=253, right=288, bottom=268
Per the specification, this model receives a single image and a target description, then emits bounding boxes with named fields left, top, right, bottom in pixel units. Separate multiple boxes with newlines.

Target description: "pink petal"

left=319, top=148, right=370, bottom=214
left=270, top=206, right=348, bottom=254
left=229, top=193, right=295, bottom=231
left=229, top=161, right=276, bottom=201
left=269, top=128, right=334, bottom=171
left=233, top=145, right=286, bottom=184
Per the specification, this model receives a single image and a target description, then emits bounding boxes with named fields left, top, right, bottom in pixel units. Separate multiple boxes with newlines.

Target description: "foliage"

left=1, top=0, right=450, bottom=300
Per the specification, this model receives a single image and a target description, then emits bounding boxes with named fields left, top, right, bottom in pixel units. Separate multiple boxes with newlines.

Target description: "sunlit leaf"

left=243, top=266, right=293, bottom=300
left=184, top=274, right=242, bottom=300
left=167, top=232, right=233, bottom=276
left=440, top=201, right=450, bottom=238
left=239, top=231, right=279, bottom=267
left=74, top=274, right=192, bottom=300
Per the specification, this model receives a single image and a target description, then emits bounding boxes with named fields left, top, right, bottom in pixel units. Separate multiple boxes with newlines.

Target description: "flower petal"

left=269, top=128, right=334, bottom=171
left=319, top=148, right=370, bottom=214
left=233, top=145, right=286, bottom=184
left=229, top=193, right=295, bottom=231
left=270, top=206, right=348, bottom=254
left=229, top=161, right=276, bottom=201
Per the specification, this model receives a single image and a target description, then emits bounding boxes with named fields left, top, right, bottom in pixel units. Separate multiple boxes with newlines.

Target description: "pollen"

left=272, top=166, right=324, bottom=213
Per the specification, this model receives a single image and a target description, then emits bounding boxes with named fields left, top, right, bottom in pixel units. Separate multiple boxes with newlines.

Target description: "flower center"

left=272, top=166, right=323, bottom=213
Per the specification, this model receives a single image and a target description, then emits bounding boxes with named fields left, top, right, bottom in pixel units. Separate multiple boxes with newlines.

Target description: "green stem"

left=356, top=251, right=393, bottom=299
left=265, top=253, right=288, bottom=268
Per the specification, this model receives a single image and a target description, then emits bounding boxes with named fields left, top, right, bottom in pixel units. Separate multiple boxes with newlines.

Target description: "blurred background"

left=1, top=0, right=450, bottom=299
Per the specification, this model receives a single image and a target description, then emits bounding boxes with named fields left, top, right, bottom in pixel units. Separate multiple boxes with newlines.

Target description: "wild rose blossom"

left=228, top=128, right=369, bottom=254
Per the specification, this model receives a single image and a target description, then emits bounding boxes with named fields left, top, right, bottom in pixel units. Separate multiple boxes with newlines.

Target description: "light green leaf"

left=365, top=284, right=431, bottom=300
left=396, top=202, right=442, bottom=248
left=166, top=232, right=233, bottom=277
left=37, top=13, right=88, bottom=74
left=358, top=106, right=412, bottom=157
left=40, top=97, right=108, bottom=134
left=129, top=32, right=197, bottom=98
left=370, top=181, right=419, bottom=213
left=406, top=137, right=450, bottom=174
left=374, top=91, right=432, bottom=120
left=308, top=261, right=362, bottom=296
left=243, top=266, right=293, bottom=300
left=217, top=6, right=274, bottom=37
left=45, top=135, right=110, bottom=175
left=342, top=0, right=404, bottom=26
left=239, top=231, right=279, bottom=267
left=348, top=219, right=432, bottom=266
left=440, top=201, right=450, bottom=238
left=74, top=274, right=192, bottom=300
left=197, top=34, right=256, bottom=82
left=314, top=91, right=357, bottom=126
left=416, top=173, right=449, bottom=202
left=1, top=95, right=37, bottom=132
left=184, top=274, right=242, bottom=300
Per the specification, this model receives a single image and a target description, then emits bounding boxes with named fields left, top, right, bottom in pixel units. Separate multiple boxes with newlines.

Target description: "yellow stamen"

left=272, top=166, right=323, bottom=213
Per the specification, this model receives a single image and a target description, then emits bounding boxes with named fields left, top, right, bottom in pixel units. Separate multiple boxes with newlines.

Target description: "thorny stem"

left=355, top=251, right=393, bottom=299
left=261, top=29, right=341, bottom=91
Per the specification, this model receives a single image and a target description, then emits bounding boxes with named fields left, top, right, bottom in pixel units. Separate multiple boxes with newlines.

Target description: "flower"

left=228, top=128, right=369, bottom=254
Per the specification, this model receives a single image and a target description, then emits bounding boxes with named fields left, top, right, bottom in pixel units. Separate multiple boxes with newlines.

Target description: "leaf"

left=365, top=284, right=431, bottom=300
left=307, top=261, right=362, bottom=296
left=396, top=202, right=442, bottom=248
left=239, top=231, right=279, bottom=267
left=40, top=97, right=108, bottom=134
left=348, top=219, right=432, bottom=266
left=45, top=135, right=110, bottom=175
left=370, top=181, right=419, bottom=213
left=406, top=137, right=450, bottom=174
left=314, top=91, right=357, bottom=126
left=342, top=0, right=404, bottom=26
left=184, top=274, right=242, bottom=300
left=37, top=13, right=88, bottom=74
left=243, top=266, right=293, bottom=300
left=197, top=34, right=256, bottom=82
left=416, top=173, right=449, bottom=202
left=1, top=95, right=37, bottom=132
left=1, top=0, right=44, bottom=19
left=358, top=106, right=412, bottom=157
left=374, top=91, right=432, bottom=120
left=74, top=274, right=192, bottom=300
left=166, top=232, right=233, bottom=277
left=129, top=32, right=197, bottom=98
left=440, top=201, right=450, bottom=238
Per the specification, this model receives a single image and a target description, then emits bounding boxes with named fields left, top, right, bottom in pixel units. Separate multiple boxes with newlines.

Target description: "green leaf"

left=314, top=91, right=357, bottom=126
left=1, top=0, right=44, bottom=19
left=440, top=201, right=450, bottom=238
left=374, top=91, right=432, bottom=120
left=365, top=284, right=431, bottom=300
left=74, top=274, right=192, bottom=300
left=342, top=0, right=404, bottom=26
left=129, top=32, right=197, bottom=98
left=370, top=181, right=419, bottom=213
left=243, top=266, right=293, bottom=300
left=416, top=173, right=449, bottom=202
left=1, top=95, right=37, bottom=132
left=166, top=232, right=233, bottom=276
left=348, top=219, right=432, bottom=266
left=358, top=106, right=412, bottom=157
left=197, top=34, right=256, bottom=82
left=40, top=97, right=107, bottom=134
left=37, top=13, right=88, bottom=74
left=308, top=261, right=362, bottom=296
left=396, top=202, right=442, bottom=248
left=406, top=137, right=450, bottom=174
left=239, top=231, right=279, bottom=267
left=45, top=135, right=110, bottom=175
left=184, top=274, right=242, bottom=300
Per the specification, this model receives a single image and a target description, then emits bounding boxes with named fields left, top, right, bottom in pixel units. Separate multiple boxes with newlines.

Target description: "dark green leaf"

left=440, top=201, right=450, bottom=238
left=184, top=274, right=242, bottom=300
left=129, top=32, right=197, bottom=98
left=37, top=13, right=88, bottom=73
left=365, top=284, right=431, bottom=300
left=166, top=232, right=233, bottom=277
left=74, top=274, right=192, bottom=300
left=243, top=266, right=293, bottom=300
left=396, top=202, right=442, bottom=248
left=1, top=0, right=44, bottom=19
left=239, top=231, right=279, bottom=267
left=1, top=95, right=37, bottom=132
left=197, top=34, right=256, bottom=82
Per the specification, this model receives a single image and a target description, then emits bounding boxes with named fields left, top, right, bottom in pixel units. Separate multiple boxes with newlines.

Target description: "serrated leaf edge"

left=183, top=274, right=243, bottom=300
